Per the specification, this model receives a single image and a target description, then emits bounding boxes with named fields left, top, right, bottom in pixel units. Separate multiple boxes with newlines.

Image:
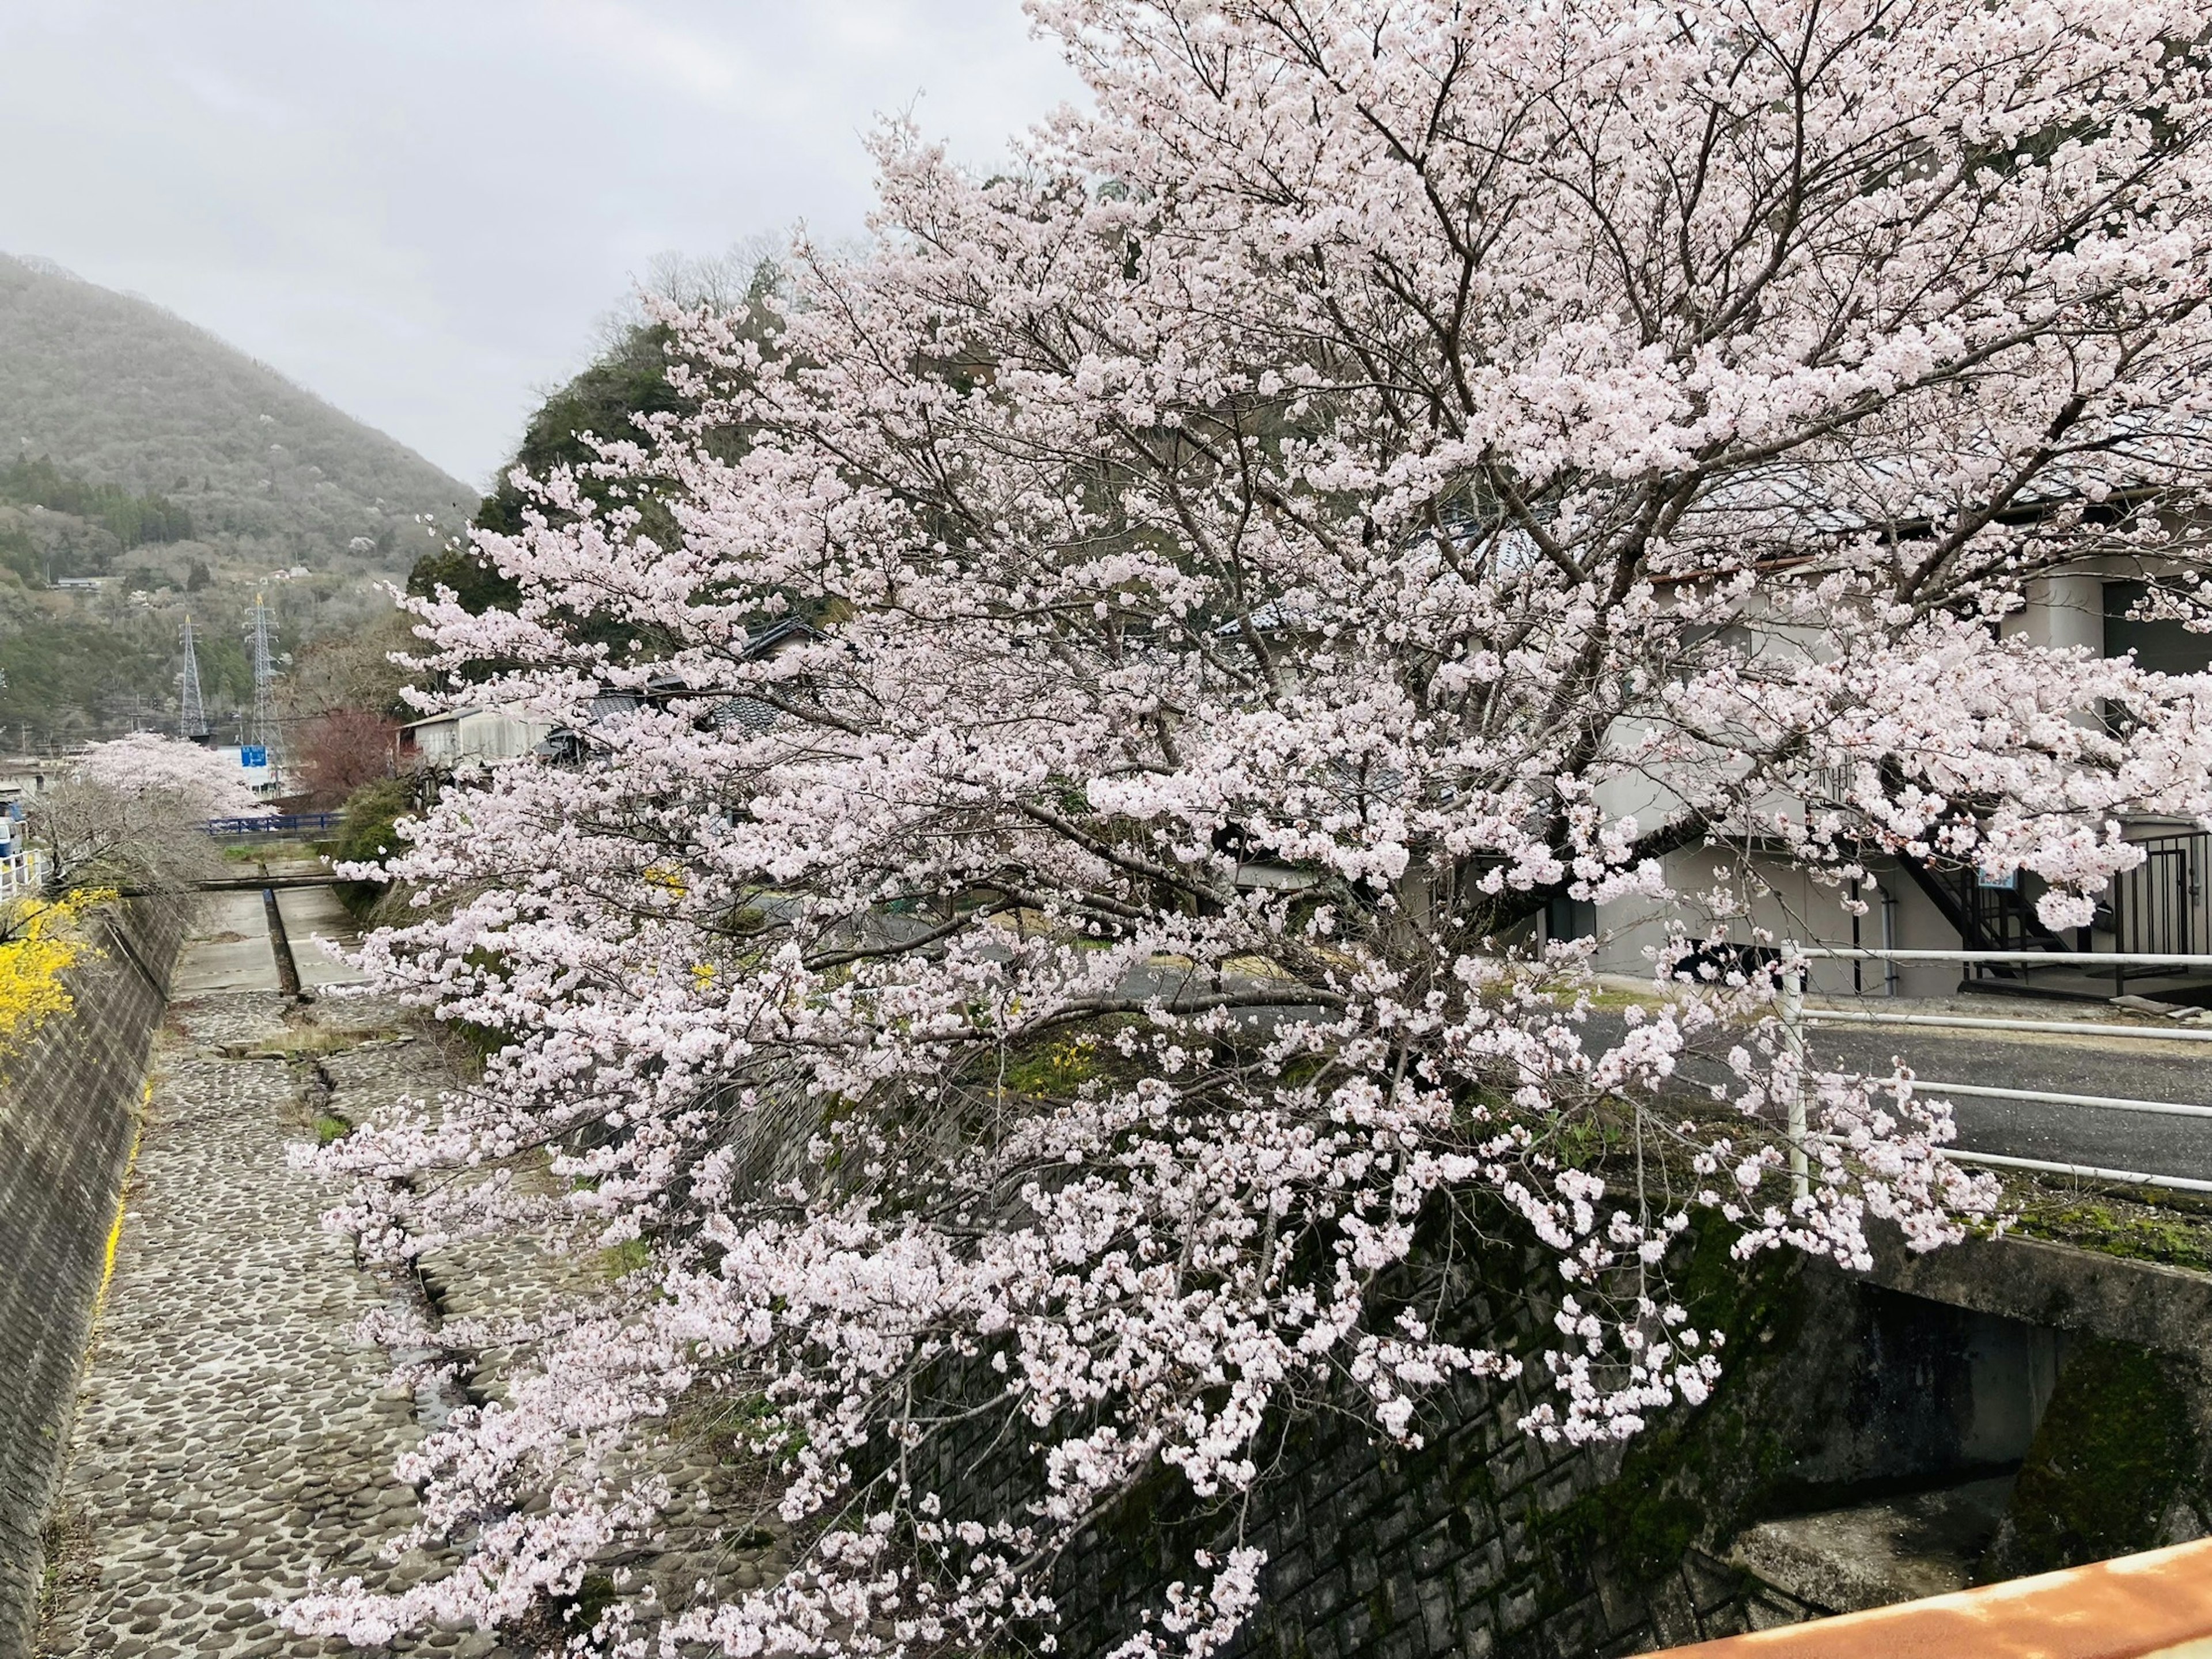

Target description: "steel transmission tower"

left=246, top=592, right=279, bottom=764
left=177, top=613, right=209, bottom=740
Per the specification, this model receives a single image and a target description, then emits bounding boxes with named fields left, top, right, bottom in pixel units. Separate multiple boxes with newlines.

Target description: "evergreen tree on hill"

left=411, top=247, right=786, bottom=632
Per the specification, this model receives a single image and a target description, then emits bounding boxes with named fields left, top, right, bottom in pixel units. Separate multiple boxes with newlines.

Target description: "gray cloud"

left=0, top=1, right=1082, bottom=486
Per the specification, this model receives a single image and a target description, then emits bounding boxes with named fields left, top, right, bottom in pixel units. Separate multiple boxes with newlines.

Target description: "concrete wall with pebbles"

left=36, top=972, right=786, bottom=1657
left=35, top=990, right=453, bottom=1659
left=0, top=899, right=187, bottom=1659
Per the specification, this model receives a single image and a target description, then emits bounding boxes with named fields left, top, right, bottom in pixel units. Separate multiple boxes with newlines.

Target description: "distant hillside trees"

left=0, top=455, right=191, bottom=547
left=408, top=320, right=690, bottom=614
left=0, top=254, right=471, bottom=575
left=0, top=253, right=476, bottom=744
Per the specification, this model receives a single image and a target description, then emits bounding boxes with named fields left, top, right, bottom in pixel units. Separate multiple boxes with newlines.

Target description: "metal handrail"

left=1801, top=1009, right=2212, bottom=1041
left=1946, top=1150, right=2212, bottom=1196
left=1912, top=1079, right=2212, bottom=1119
left=1781, top=941, right=2212, bottom=1198
left=0, top=849, right=44, bottom=902
left=1794, top=947, right=2212, bottom=967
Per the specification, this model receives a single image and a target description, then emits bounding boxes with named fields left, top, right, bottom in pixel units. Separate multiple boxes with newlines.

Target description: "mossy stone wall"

left=0, top=897, right=185, bottom=1658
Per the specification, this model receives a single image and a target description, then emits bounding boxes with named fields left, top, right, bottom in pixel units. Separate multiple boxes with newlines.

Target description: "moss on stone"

left=599, top=1236, right=650, bottom=1278
left=1001, top=1031, right=1103, bottom=1097
left=2018, top=1202, right=2212, bottom=1275
left=1988, top=1337, right=2196, bottom=1578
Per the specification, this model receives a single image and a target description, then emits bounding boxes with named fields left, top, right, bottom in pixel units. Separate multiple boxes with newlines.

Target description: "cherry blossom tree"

left=291, top=1, right=2212, bottom=1652
left=35, top=732, right=267, bottom=892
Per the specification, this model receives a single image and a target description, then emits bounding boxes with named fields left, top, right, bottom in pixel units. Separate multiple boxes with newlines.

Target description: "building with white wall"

left=1565, top=567, right=2212, bottom=1001
left=397, top=707, right=555, bottom=768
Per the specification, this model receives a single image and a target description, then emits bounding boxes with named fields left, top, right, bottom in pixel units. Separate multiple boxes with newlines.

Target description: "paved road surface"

left=1581, top=1006, right=2212, bottom=1185
left=1791, top=1017, right=2212, bottom=1184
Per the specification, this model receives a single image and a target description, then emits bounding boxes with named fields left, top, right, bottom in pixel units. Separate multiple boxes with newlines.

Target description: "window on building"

left=1545, top=893, right=1596, bottom=942
left=2104, top=581, right=2212, bottom=676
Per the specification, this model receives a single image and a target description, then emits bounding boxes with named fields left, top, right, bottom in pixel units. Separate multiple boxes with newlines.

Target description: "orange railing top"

left=1652, top=1538, right=2212, bottom=1659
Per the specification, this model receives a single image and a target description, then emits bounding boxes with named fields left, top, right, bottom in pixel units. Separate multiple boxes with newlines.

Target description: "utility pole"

left=178, top=613, right=209, bottom=740
left=247, top=592, right=281, bottom=778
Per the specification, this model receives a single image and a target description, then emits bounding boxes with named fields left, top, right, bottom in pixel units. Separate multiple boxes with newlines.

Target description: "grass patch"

left=219, top=839, right=323, bottom=865
left=600, top=1237, right=651, bottom=1278
left=220, top=1025, right=404, bottom=1061
left=1002, top=1032, right=1104, bottom=1097
left=314, top=1113, right=353, bottom=1145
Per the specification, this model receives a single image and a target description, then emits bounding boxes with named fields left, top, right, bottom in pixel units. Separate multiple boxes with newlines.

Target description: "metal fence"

left=0, top=849, right=43, bottom=902
left=1779, top=947, right=2212, bottom=1199
left=203, top=812, right=343, bottom=838
left=2111, top=830, right=2210, bottom=961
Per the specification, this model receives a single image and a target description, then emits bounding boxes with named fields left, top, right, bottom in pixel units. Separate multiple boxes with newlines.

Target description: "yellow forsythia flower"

left=0, top=888, right=108, bottom=1054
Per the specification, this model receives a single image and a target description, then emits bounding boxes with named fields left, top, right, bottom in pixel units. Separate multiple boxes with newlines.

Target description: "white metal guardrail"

left=0, top=849, right=44, bottom=903
left=1779, top=947, right=2212, bottom=1198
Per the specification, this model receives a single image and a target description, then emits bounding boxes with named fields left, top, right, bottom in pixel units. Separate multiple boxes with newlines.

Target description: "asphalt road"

left=1786, top=1018, right=2212, bottom=1184
left=1579, top=1006, right=2212, bottom=1185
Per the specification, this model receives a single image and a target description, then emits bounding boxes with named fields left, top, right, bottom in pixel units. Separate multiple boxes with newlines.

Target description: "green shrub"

left=329, top=778, right=415, bottom=917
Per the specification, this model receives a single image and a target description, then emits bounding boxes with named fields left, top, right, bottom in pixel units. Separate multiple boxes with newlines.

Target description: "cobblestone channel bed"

left=37, top=948, right=777, bottom=1658
left=35, top=991, right=449, bottom=1659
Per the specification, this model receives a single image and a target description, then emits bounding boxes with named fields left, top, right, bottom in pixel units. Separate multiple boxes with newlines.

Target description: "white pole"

left=1781, top=956, right=1808, bottom=1202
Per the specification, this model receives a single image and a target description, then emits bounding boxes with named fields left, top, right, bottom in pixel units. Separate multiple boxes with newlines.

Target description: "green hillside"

left=0, top=254, right=471, bottom=563
left=0, top=254, right=479, bottom=745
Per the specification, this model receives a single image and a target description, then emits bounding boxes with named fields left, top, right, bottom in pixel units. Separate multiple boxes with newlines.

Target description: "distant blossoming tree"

left=293, top=1, right=2212, bottom=1652
left=291, top=709, right=397, bottom=808
left=35, top=732, right=265, bottom=892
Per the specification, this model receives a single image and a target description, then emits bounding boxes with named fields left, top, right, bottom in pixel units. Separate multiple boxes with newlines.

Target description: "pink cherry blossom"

left=290, top=2, right=2212, bottom=1651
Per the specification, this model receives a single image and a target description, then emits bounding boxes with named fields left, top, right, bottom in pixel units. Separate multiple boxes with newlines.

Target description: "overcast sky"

left=0, top=2, right=1084, bottom=488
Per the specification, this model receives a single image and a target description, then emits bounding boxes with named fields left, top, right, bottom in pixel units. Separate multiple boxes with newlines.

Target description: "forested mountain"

left=0, top=253, right=476, bottom=747
left=0, top=254, right=470, bottom=565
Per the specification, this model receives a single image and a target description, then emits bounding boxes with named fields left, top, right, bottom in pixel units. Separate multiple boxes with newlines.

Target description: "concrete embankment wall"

left=0, top=897, right=186, bottom=1657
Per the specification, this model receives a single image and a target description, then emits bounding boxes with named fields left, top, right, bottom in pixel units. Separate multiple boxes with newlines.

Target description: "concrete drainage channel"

left=1714, top=1233, right=2212, bottom=1621
left=258, top=887, right=301, bottom=999
left=29, top=891, right=781, bottom=1658
left=169, top=880, right=367, bottom=1001
left=16, top=900, right=2212, bottom=1657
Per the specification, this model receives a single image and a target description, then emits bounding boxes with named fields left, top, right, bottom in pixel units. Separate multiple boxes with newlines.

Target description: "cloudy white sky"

left=0, top=2, right=1084, bottom=488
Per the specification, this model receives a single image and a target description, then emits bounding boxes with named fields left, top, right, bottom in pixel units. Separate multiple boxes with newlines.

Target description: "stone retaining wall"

left=1051, top=1237, right=1830, bottom=1659
left=903, top=1224, right=1835, bottom=1658
left=0, top=898, right=187, bottom=1658
left=920, top=1220, right=2212, bottom=1658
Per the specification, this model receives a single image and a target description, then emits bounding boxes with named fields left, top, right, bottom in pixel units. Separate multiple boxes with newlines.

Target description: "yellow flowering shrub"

left=0, top=889, right=111, bottom=1054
